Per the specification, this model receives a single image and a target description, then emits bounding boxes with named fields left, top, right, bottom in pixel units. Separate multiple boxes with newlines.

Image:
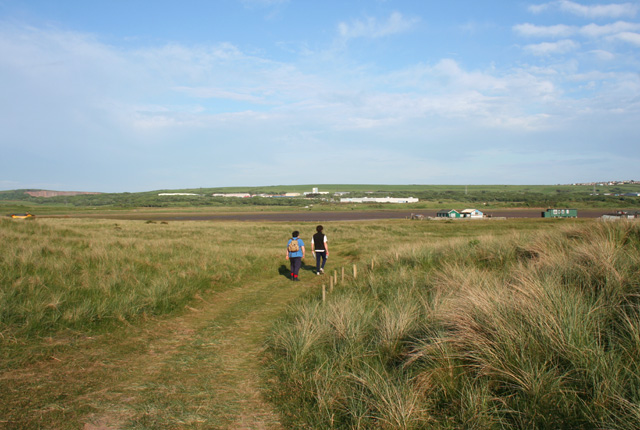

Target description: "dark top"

left=312, top=232, right=326, bottom=252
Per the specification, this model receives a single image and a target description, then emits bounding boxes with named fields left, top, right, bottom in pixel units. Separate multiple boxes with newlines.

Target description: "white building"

left=460, top=209, right=484, bottom=218
left=340, top=197, right=419, bottom=204
left=212, top=193, right=251, bottom=198
left=304, top=188, right=330, bottom=196
left=158, top=193, right=200, bottom=196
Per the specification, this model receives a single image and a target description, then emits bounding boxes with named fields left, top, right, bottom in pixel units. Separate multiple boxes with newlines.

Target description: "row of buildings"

left=340, top=197, right=419, bottom=204
left=437, top=208, right=639, bottom=220
left=163, top=188, right=420, bottom=204
left=436, top=209, right=485, bottom=218
left=437, top=209, right=581, bottom=219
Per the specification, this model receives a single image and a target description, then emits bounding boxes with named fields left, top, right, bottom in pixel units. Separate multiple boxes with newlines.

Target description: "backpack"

left=287, top=238, right=299, bottom=253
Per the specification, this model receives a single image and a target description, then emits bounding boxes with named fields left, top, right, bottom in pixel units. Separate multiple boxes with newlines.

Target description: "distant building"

left=437, top=209, right=461, bottom=218
left=159, top=193, right=200, bottom=196
left=541, top=209, right=578, bottom=218
left=303, top=188, right=329, bottom=196
left=602, top=210, right=638, bottom=220
left=340, top=197, right=419, bottom=204
left=460, top=209, right=484, bottom=218
left=211, top=193, right=251, bottom=198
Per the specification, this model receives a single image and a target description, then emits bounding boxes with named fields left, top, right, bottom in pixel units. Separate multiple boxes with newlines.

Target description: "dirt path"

left=0, top=273, right=313, bottom=429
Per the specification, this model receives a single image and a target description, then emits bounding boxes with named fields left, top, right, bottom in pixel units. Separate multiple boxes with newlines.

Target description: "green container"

left=541, top=208, right=578, bottom=218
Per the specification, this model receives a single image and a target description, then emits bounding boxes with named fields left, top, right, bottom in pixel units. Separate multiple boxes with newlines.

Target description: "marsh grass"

left=265, top=220, right=640, bottom=429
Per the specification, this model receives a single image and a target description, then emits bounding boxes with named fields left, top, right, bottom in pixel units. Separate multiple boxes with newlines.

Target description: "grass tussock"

left=265, top=220, right=640, bottom=429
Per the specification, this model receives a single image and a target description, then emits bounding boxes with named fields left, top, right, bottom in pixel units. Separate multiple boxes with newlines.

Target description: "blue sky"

left=1, top=0, right=639, bottom=192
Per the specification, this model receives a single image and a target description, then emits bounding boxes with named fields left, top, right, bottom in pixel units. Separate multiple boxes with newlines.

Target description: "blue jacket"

left=287, top=238, right=304, bottom=258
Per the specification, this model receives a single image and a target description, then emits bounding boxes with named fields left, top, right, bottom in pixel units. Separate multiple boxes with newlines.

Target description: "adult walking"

left=311, top=225, right=329, bottom=275
left=286, top=230, right=305, bottom=281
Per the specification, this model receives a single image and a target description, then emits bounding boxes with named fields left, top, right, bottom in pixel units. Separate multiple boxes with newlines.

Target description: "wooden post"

left=353, top=264, right=357, bottom=279
left=341, top=266, right=345, bottom=283
left=330, top=277, right=334, bottom=292
left=322, top=284, right=326, bottom=302
left=371, top=259, right=375, bottom=270
left=334, top=270, right=337, bottom=286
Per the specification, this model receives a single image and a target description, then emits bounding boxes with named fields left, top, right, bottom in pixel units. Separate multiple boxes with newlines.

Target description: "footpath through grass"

left=0, top=256, right=312, bottom=429
left=0, top=218, right=333, bottom=429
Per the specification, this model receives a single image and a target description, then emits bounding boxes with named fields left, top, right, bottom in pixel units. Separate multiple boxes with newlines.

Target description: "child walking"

left=286, top=230, right=305, bottom=281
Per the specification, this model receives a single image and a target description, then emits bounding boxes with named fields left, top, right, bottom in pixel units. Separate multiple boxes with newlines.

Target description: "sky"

left=1, top=0, right=639, bottom=192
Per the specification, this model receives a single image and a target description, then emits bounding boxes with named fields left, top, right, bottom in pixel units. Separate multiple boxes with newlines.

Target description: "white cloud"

left=513, top=23, right=576, bottom=38
left=580, top=21, right=640, bottom=37
left=172, top=86, right=266, bottom=103
left=514, top=21, right=640, bottom=52
left=524, top=39, right=580, bottom=55
left=529, top=1, right=639, bottom=19
left=611, top=31, right=640, bottom=45
left=589, top=49, right=616, bottom=60
left=528, top=4, right=551, bottom=14
left=557, top=0, right=638, bottom=19
left=337, top=11, right=419, bottom=40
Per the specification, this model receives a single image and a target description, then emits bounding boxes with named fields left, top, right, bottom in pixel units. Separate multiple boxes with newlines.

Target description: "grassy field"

left=1, top=217, right=310, bottom=428
left=1, top=215, right=639, bottom=428
left=265, top=219, right=640, bottom=429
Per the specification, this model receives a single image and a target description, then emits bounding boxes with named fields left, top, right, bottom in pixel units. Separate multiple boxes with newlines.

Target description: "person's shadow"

left=278, top=261, right=316, bottom=279
left=278, top=265, right=290, bottom=279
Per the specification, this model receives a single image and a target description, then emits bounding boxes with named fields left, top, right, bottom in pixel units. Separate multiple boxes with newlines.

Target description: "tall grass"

left=265, top=220, right=640, bottom=429
left=0, top=218, right=285, bottom=342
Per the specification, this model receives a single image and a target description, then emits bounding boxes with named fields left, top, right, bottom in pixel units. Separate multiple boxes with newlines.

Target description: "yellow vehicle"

left=10, top=213, right=35, bottom=219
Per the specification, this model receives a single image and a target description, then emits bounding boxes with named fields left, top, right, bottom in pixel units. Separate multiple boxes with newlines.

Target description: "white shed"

left=460, top=209, right=484, bottom=218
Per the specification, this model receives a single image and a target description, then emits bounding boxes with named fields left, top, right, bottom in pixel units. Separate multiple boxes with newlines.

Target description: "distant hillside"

left=1, top=184, right=639, bottom=211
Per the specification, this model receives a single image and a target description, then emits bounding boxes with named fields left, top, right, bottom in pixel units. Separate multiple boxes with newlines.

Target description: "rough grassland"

left=1, top=216, right=579, bottom=428
left=265, top=220, right=640, bottom=429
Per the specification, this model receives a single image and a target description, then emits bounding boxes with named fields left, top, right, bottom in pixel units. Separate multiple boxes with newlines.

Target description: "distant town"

left=160, top=188, right=419, bottom=204
left=571, top=180, right=638, bottom=186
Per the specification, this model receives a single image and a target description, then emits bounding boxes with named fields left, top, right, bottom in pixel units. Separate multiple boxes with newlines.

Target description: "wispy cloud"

left=557, top=0, right=638, bottom=19
left=524, top=39, right=580, bottom=55
left=611, top=30, right=640, bottom=45
left=513, top=23, right=575, bottom=38
left=514, top=21, right=640, bottom=38
left=337, top=11, right=419, bottom=41
left=529, top=1, right=639, bottom=19
left=172, top=86, right=267, bottom=103
left=580, top=21, right=640, bottom=36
